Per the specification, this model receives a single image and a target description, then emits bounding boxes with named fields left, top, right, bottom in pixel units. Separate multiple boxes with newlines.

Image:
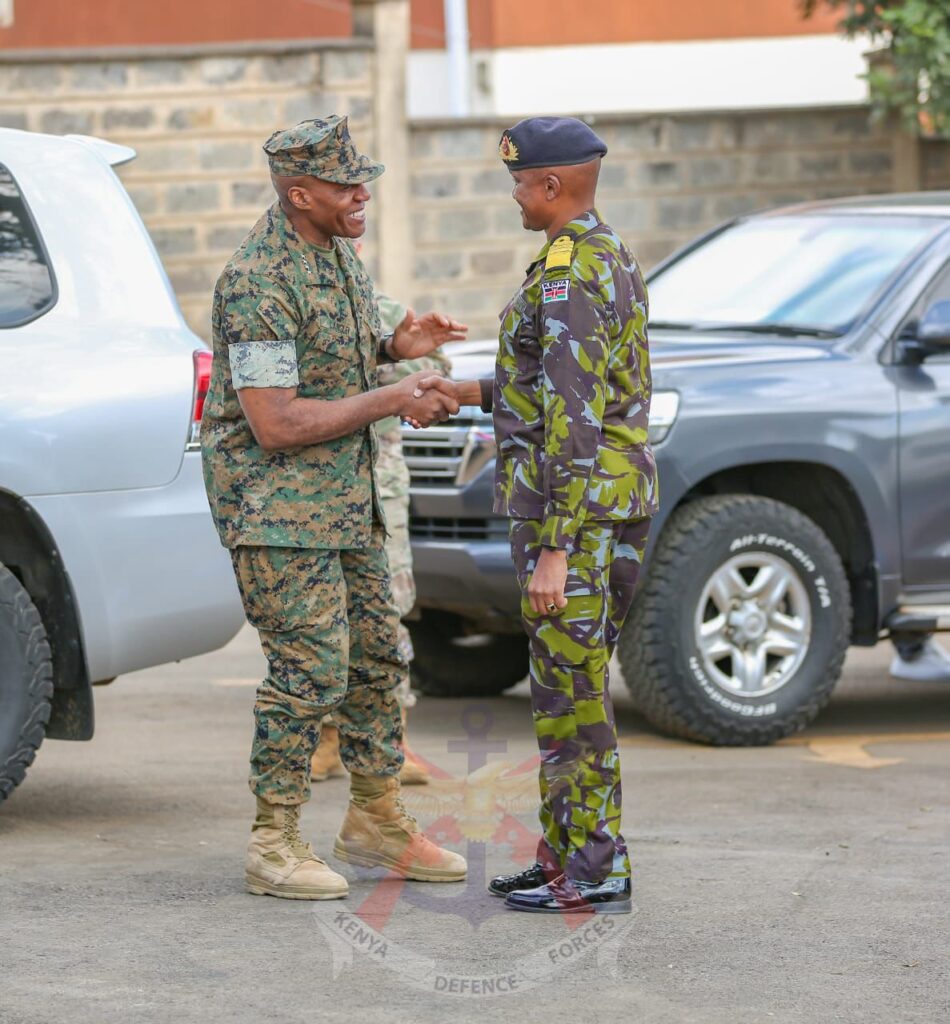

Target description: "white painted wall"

left=408, top=34, right=870, bottom=118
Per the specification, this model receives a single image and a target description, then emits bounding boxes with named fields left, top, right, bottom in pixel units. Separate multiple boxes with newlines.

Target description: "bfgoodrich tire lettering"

left=0, top=563, right=54, bottom=802
left=619, top=495, right=851, bottom=745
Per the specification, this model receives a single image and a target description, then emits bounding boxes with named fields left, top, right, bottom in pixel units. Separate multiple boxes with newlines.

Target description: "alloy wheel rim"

left=693, top=553, right=812, bottom=698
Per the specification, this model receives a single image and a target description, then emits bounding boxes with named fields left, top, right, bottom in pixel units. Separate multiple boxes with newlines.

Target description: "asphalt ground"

left=2, top=626, right=948, bottom=1024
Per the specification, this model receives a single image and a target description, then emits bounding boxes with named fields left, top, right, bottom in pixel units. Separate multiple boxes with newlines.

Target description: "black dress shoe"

left=504, top=874, right=632, bottom=914
left=488, top=862, right=549, bottom=897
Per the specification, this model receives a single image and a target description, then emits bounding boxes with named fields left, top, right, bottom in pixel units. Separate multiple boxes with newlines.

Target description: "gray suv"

left=402, top=193, right=950, bottom=745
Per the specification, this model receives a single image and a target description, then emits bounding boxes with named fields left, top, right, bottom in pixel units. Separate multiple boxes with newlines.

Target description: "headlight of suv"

left=648, top=390, right=680, bottom=444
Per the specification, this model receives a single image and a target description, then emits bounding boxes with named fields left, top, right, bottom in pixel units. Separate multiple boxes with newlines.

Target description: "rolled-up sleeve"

left=217, top=275, right=300, bottom=389
left=229, top=340, right=299, bottom=389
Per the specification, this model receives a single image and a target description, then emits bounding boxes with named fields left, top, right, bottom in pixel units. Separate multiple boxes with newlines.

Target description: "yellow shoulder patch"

left=544, top=236, right=574, bottom=272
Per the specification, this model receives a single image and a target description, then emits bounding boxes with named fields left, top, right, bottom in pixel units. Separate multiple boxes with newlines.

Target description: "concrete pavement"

left=2, top=627, right=948, bottom=1024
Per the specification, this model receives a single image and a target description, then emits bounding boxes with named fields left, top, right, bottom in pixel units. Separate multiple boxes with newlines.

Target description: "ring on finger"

left=546, top=602, right=558, bottom=613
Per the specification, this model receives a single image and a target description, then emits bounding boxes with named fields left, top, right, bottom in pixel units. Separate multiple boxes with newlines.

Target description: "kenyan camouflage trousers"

left=230, top=526, right=406, bottom=805
left=510, top=516, right=653, bottom=883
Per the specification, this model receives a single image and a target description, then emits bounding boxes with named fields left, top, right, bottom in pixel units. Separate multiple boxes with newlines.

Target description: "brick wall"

left=0, top=41, right=376, bottom=337
left=0, top=52, right=941, bottom=345
left=922, top=138, right=950, bottom=191
left=408, top=108, right=902, bottom=338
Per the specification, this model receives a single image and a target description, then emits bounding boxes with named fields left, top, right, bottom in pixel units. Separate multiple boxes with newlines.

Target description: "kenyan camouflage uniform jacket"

left=490, top=208, right=658, bottom=550
left=201, top=202, right=388, bottom=550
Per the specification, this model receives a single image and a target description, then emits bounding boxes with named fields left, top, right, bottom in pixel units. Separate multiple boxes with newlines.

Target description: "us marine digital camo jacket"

left=201, top=202, right=388, bottom=550
left=491, top=209, right=658, bottom=550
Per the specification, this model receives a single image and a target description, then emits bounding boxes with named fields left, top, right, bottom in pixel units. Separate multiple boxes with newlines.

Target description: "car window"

left=648, top=214, right=941, bottom=337
left=913, top=260, right=950, bottom=311
left=0, top=164, right=56, bottom=327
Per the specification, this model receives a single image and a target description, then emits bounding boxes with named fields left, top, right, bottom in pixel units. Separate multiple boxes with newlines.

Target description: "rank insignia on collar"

left=499, top=133, right=519, bottom=162
left=544, top=235, right=574, bottom=272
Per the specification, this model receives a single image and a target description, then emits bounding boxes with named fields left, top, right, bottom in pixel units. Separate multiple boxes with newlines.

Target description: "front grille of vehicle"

left=401, top=415, right=495, bottom=488
left=409, top=516, right=508, bottom=541
left=402, top=415, right=501, bottom=540
left=402, top=424, right=470, bottom=486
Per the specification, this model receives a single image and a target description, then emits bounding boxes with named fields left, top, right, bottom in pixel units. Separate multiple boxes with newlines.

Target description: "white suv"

left=0, top=128, right=244, bottom=800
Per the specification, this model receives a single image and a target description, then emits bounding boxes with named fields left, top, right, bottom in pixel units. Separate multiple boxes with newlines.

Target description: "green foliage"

left=802, top=1, right=950, bottom=136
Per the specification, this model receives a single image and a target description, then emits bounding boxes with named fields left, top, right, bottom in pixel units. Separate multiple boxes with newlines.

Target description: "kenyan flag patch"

left=541, top=279, right=570, bottom=304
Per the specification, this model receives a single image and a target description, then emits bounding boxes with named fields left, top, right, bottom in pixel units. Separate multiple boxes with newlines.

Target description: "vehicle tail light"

left=187, top=349, right=212, bottom=450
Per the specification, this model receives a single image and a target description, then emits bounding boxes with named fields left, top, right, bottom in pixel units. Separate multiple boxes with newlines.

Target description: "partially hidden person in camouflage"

left=311, top=292, right=452, bottom=787
left=419, top=116, right=656, bottom=914
left=201, top=115, right=467, bottom=901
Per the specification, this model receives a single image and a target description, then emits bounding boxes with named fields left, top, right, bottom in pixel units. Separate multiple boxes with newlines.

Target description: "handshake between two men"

left=385, top=307, right=478, bottom=429
left=399, top=374, right=483, bottom=429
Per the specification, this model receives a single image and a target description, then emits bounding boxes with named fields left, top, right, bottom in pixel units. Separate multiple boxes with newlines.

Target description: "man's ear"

left=544, top=174, right=561, bottom=200
left=287, top=185, right=310, bottom=210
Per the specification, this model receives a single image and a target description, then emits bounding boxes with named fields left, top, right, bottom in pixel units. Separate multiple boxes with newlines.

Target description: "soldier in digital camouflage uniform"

left=425, top=117, right=657, bottom=914
left=311, top=293, right=451, bottom=786
left=200, top=116, right=467, bottom=901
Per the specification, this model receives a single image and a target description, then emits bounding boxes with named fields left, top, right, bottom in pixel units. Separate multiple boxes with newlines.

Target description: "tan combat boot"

left=311, top=722, right=347, bottom=782
left=398, top=708, right=431, bottom=786
left=334, top=774, right=466, bottom=882
left=246, top=797, right=349, bottom=900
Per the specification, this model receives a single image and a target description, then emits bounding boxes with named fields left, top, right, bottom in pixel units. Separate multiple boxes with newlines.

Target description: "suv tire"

left=619, top=495, right=851, bottom=745
left=409, top=610, right=529, bottom=698
left=0, top=563, right=54, bottom=802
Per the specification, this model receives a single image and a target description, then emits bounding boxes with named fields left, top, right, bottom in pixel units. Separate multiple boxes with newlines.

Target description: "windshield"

left=647, top=213, right=942, bottom=336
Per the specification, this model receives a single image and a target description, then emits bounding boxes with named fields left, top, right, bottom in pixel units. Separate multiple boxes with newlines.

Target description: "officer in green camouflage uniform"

left=201, top=116, right=467, bottom=900
left=426, top=117, right=657, bottom=914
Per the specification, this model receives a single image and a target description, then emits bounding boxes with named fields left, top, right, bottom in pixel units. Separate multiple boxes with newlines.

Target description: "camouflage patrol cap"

left=498, top=116, right=607, bottom=171
left=263, top=115, right=384, bottom=183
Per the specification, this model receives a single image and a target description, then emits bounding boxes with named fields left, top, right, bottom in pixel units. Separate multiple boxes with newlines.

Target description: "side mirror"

left=898, top=300, right=950, bottom=365
left=918, top=300, right=950, bottom=347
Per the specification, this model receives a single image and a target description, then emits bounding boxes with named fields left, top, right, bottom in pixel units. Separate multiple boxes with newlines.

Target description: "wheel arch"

left=0, top=489, right=93, bottom=740
left=665, top=460, right=878, bottom=645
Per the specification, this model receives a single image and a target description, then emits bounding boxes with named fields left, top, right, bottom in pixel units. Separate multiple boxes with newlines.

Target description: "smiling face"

left=282, top=176, right=371, bottom=246
left=509, top=168, right=556, bottom=232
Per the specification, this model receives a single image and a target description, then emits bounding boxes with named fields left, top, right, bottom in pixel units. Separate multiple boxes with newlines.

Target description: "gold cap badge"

left=499, top=133, right=519, bottom=163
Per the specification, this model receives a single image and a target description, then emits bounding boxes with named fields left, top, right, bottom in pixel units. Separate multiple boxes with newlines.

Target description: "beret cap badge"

left=497, top=116, right=608, bottom=171
left=499, top=133, right=520, bottom=163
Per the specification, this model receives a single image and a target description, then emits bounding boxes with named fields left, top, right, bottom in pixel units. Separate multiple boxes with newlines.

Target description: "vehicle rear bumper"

left=26, top=453, right=244, bottom=682
left=410, top=539, right=521, bottom=619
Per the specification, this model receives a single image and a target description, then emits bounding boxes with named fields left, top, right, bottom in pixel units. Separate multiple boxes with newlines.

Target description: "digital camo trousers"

left=230, top=526, right=406, bottom=805
left=509, top=516, right=653, bottom=883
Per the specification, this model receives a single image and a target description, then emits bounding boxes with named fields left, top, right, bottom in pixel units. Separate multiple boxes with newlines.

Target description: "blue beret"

left=498, top=116, right=607, bottom=171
